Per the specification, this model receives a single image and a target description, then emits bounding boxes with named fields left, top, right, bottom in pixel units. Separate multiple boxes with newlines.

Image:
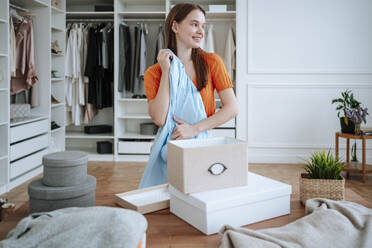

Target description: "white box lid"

left=169, top=172, right=292, bottom=212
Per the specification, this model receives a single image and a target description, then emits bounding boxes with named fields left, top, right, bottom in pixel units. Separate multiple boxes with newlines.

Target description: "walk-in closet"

left=0, top=0, right=237, bottom=194
left=0, top=0, right=67, bottom=194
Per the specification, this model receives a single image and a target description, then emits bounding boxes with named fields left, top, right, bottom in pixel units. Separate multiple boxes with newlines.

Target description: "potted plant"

left=300, top=150, right=345, bottom=205
left=332, top=89, right=369, bottom=134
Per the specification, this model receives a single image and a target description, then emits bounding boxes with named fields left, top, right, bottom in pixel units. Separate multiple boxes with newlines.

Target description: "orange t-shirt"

left=144, top=53, right=233, bottom=117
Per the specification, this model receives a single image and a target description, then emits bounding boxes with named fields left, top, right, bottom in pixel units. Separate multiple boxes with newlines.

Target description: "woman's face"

left=172, top=9, right=206, bottom=49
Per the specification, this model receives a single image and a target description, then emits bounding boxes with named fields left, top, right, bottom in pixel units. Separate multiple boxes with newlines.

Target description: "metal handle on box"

left=208, top=163, right=227, bottom=176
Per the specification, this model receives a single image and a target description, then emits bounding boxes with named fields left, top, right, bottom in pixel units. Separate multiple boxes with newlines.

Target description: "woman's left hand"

left=172, top=116, right=198, bottom=140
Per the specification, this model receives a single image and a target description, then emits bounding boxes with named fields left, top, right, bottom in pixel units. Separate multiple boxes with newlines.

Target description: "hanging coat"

left=118, top=22, right=131, bottom=92
left=224, top=26, right=236, bottom=80
left=153, top=25, right=164, bottom=64
left=139, top=50, right=211, bottom=188
left=205, top=24, right=215, bottom=53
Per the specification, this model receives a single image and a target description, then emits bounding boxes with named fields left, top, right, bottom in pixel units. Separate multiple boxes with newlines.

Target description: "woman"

left=139, top=3, right=238, bottom=188
left=145, top=2, right=238, bottom=140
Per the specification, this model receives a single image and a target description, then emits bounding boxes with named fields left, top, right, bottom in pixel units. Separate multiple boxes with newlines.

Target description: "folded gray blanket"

left=0, top=206, right=147, bottom=248
left=219, top=198, right=372, bottom=248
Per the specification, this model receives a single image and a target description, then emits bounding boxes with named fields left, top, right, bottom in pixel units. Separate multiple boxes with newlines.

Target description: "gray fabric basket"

left=28, top=175, right=96, bottom=214
left=42, top=151, right=88, bottom=187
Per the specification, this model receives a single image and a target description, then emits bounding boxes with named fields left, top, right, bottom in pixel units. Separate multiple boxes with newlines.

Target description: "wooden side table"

left=335, top=132, right=372, bottom=182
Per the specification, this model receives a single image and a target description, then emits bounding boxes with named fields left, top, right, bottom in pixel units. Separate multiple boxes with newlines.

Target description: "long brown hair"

left=164, top=3, right=208, bottom=91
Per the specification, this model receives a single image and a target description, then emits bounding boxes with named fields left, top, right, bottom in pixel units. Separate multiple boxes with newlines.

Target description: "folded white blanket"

left=219, top=198, right=372, bottom=248
left=0, top=206, right=147, bottom=248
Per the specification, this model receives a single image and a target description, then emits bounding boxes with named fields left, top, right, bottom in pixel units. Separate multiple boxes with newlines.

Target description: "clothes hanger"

left=10, top=8, right=24, bottom=23
left=144, top=23, right=149, bottom=35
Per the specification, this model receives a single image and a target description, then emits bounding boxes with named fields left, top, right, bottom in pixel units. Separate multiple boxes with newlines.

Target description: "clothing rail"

left=121, top=18, right=164, bottom=22
left=66, top=19, right=113, bottom=22
left=9, top=3, right=30, bottom=12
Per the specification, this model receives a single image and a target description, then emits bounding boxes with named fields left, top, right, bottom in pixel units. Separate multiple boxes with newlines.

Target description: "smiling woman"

left=139, top=2, right=238, bottom=188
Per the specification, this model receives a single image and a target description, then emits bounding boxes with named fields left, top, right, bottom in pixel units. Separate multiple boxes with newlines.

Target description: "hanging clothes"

left=138, top=25, right=147, bottom=82
left=224, top=26, right=236, bottom=81
left=65, top=25, right=84, bottom=126
left=153, top=25, right=164, bottom=64
left=118, top=22, right=131, bottom=93
left=82, top=24, right=97, bottom=124
left=205, top=24, right=215, bottom=53
left=130, top=25, right=141, bottom=93
left=9, top=17, right=17, bottom=77
left=10, top=18, right=38, bottom=105
left=84, top=24, right=113, bottom=110
left=200, top=28, right=206, bottom=51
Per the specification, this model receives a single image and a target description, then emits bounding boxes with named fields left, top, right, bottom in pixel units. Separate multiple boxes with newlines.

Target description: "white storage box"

left=115, top=184, right=169, bottom=214
left=170, top=172, right=292, bottom=235
left=118, top=141, right=153, bottom=154
left=167, top=137, right=247, bottom=194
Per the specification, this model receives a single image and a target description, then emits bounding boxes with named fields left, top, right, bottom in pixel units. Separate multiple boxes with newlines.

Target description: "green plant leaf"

left=304, top=150, right=345, bottom=179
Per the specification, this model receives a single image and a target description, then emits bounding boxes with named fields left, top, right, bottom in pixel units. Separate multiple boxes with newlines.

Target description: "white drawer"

left=218, top=118, right=235, bottom=128
left=10, top=119, right=49, bottom=143
left=118, top=141, right=153, bottom=154
left=211, top=129, right=236, bottom=138
left=10, top=134, right=49, bottom=161
left=10, top=149, right=48, bottom=179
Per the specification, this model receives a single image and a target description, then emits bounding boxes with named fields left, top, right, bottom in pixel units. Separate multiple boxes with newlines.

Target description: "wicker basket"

left=299, top=173, right=345, bottom=205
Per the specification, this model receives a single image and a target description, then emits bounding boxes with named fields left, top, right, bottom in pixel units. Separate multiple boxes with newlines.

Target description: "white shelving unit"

left=0, top=0, right=9, bottom=195
left=51, top=0, right=66, bottom=153
left=114, top=0, right=236, bottom=158
left=64, top=0, right=115, bottom=161
left=0, top=0, right=67, bottom=195
left=60, top=0, right=236, bottom=161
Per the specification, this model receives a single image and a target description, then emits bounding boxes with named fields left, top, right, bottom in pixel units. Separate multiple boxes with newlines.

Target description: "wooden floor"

left=1, top=162, right=372, bottom=247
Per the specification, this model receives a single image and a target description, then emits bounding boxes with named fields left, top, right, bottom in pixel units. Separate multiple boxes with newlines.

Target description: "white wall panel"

left=237, top=0, right=372, bottom=163
left=245, top=85, right=372, bottom=163
left=247, top=85, right=372, bottom=149
left=247, top=0, right=372, bottom=73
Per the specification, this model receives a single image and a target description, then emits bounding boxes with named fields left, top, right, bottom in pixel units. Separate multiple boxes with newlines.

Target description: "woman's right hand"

left=157, top=49, right=173, bottom=72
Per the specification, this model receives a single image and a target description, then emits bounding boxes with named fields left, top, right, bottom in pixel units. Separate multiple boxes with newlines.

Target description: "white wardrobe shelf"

left=0, top=53, right=8, bottom=57
left=119, top=132, right=155, bottom=139
left=118, top=11, right=165, bottom=18
left=66, top=11, right=114, bottom=17
left=10, top=0, right=49, bottom=8
left=51, top=126, right=64, bottom=134
left=0, top=88, right=7, bottom=92
left=51, top=103, right=64, bottom=108
left=52, top=6, right=65, bottom=13
left=0, top=18, right=7, bottom=23
left=0, top=155, right=7, bottom=160
left=205, top=11, right=236, bottom=18
left=52, top=26, right=65, bottom=32
left=118, top=114, right=151, bottom=119
left=66, top=131, right=114, bottom=139
left=52, top=53, right=64, bottom=57
left=0, top=121, right=7, bottom=126
left=10, top=116, right=48, bottom=127
left=52, top=77, right=64, bottom=81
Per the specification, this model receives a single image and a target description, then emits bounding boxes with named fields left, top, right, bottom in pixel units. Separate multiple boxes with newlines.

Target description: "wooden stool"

left=335, top=132, right=372, bottom=182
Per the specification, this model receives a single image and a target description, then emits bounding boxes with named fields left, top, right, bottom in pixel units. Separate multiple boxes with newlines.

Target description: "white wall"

left=236, top=0, right=372, bottom=163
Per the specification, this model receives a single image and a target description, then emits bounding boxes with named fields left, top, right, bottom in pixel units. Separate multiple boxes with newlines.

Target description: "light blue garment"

left=139, top=51, right=210, bottom=188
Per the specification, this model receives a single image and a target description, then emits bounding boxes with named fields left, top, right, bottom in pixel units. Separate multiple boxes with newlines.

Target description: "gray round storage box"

left=42, top=151, right=88, bottom=187
left=28, top=175, right=96, bottom=213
